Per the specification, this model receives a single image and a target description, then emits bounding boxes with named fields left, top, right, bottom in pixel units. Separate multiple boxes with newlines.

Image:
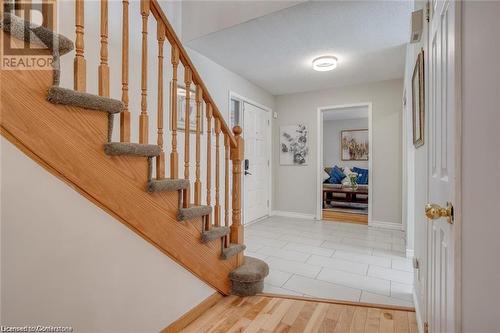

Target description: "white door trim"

left=229, top=91, right=273, bottom=219
left=316, top=102, right=373, bottom=224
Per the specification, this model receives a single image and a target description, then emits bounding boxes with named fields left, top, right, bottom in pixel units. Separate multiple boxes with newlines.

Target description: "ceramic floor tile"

left=257, top=246, right=311, bottom=262
left=244, top=251, right=269, bottom=261
left=245, top=236, right=287, bottom=249
left=342, top=237, right=392, bottom=250
left=392, top=258, right=414, bottom=272
left=263, top=283, right=303, bottom=296
left=372, top=248, right=408, bottom=259
left=391, top=282, right=414, bottom=302
left=279, top=234, right=324, bottom=246
left=244, top=243, right=265, bottom=252
left=368, top=266, right=413, bottom=284
left=283, top=242, right=335, bottom=257
left=265, top=256, right=322, bottom=278
left=265, top=269, right=293, bottom=287
left=333, top=250, right=391, bottom=268
left=283, top=275, right=361, bottom=302
left=391, top=243, right=406, bottom=253
left=321, top=241, right=374, bottom=254
left=317, top=267, right=391, bottom=296
left=245, top=229, right=283, bottom=240
left=307, top=255, right=368, bottom=275
left=360, top=291, right=414, bottom=308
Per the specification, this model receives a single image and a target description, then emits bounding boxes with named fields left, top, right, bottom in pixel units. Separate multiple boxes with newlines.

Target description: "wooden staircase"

left=1, top=0, right=268, bottom=295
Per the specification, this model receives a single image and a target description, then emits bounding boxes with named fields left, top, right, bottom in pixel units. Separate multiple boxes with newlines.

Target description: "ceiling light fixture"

left=312, top=56, right=338, bottom=72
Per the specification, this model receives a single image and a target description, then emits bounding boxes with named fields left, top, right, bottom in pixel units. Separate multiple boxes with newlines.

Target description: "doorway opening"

left=317, top=103, right=373, bottom=225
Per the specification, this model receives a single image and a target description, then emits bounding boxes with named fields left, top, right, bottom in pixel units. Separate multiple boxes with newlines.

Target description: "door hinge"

left=424, top=321, right=429, bottom=333
left=426, top=1, right=430, bottom=22
left=268, top=119, right=270, bottom=126
left=267, top=159, right=270, bottom=167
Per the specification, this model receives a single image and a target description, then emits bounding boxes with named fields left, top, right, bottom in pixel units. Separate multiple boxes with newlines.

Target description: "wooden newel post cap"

left=233, top=126, right=242, bottom=136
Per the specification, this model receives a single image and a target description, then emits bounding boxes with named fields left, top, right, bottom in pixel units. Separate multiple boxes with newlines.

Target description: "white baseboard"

left=413, top=290, right=424, bottom=333
left=369, top=220, right=404, bottom=230
left=406, top=249, right=414, bottom=258
left=271, top=210, right=316, bottom=220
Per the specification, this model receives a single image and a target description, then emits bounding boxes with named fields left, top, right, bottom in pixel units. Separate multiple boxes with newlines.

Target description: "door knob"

left=425, top=202, right=454, bottom=223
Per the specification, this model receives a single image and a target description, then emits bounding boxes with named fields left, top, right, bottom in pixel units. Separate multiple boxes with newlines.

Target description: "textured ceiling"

left=186, top=1, right=412, bottom=95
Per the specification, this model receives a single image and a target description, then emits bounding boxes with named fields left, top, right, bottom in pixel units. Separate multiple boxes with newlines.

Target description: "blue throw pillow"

left=352, top=167, right=369, bottom=185
left=328, top=166, right=345, bottom=184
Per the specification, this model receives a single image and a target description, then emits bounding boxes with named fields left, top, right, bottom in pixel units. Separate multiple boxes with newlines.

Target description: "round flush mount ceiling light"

left=312, top=56, right=338, bottom=72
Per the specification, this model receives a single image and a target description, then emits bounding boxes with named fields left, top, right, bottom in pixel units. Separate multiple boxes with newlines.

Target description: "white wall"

left=461, top=2, right=500, bottom=332
left=273, top=79, right=403, bottom=224
left=323, top=118, right=369, bottom=170
left=0, top=138, right=214, bottom=332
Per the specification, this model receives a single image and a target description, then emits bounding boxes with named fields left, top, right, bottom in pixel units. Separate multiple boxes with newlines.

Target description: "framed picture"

left=170, top=83, right=203, bottom=133
left=341, top=129, right=369, bottom=161
left=280, top=124, right=309, bottom=165
left=412, top=49, right=425, bottom=147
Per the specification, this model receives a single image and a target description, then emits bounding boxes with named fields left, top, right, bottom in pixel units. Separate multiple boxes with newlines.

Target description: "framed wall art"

left=412, top=49, right=425, bottom=147
left=341, top=129, right=369, bottom=161
left=170, top=83, right=203, bottom=133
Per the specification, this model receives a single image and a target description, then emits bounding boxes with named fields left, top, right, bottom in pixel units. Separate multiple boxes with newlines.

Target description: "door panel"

left=243, top=102, right=269, bottom=224
left=426, top=1, right=457, bottom=332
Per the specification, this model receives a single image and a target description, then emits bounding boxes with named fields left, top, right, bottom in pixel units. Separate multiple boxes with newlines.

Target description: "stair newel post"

left=98, top=0, right=109, bottom=97
left=74, top=0, right=86, bottom=92
left=182, top=66, right=192, bottom=208
left=206, top=103, right=213, bottom=228
left=156, top=22, right=166, bottom=179
left=170, top=45, right=180, bottom=179
left=139, top=0, right=149, bottom=144
left=230, top=126, right=244, bottom=264
left=224, top=135, right=230, bottom=229
left=194, top=85, right=203, bottom=205
left=120, top=0, right=130, bottom=142
left=214, top=118, right=221, bottom=227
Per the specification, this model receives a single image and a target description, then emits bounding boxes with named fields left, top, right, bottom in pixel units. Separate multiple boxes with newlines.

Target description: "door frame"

left=316, top=102, right=373, bottom=224
left=228, top=91, right=273, bottom=223
left=423, top=1, right=463, bottom=331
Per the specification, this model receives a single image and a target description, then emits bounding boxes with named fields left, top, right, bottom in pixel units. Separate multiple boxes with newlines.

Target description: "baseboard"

left=369, top=220, right=404, bottom=230
left=413, top=290, right=424, bottom=333
left=161, top=292, right=223, bottom=333
left=406, top=249, right=414, bottom=258
left=271, top=210, right=316, bottom=220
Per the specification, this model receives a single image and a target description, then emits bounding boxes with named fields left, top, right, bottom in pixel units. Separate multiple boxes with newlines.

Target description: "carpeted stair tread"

left=221, top=243, right=246, bottom=260
left=1, top=13, right=74, bottom=55
left=104, top=142, right=161, bottom=157
left=177, top=205, right=212, bottom=221
left=147, top=179, right=189, bottom=192
left=47, top=86, right=123, bottom=114
left=229, top=256, right=269, bottom=296
left=229, top=256, right=269, bottom=282
left=201, top=226, right=229, bottom=243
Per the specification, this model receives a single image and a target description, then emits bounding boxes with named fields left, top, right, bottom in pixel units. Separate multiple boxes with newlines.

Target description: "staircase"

left=0, top=0, right=268, bottom=296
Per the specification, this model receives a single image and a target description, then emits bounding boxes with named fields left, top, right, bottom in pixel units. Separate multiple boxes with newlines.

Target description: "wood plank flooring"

left=180, top=295, right=417, bottom=332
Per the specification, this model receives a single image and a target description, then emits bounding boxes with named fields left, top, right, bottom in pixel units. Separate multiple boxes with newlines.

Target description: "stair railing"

left=70, top=0, right=244, bottom=264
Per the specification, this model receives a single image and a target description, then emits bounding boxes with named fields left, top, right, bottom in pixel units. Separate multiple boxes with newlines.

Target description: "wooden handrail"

left=149, top=0, right=237, bottom=148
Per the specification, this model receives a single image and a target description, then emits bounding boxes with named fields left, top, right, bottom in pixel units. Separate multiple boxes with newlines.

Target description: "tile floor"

left=245, top=215, right=414, bottom=308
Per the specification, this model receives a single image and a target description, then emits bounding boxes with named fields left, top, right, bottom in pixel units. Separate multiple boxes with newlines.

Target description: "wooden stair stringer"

left=0, top=65, right=236, bottom=294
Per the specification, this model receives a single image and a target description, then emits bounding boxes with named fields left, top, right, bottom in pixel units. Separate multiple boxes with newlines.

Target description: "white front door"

left=426, top=1, right=459, bottom=332
left=243, top=102, right=269, bottom=224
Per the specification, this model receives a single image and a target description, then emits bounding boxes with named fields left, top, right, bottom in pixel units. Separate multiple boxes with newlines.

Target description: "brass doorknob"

left=425, top=202, right=454, bottom=223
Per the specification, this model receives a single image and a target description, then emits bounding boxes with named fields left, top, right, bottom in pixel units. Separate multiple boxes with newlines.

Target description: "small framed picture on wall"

left=170, top=83, right=203, bottom=134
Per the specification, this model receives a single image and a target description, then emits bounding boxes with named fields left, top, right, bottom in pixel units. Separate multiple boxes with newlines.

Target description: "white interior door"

left=243, top=102, right=269, bottom=224
left=426, top=1, right=459, bottom=332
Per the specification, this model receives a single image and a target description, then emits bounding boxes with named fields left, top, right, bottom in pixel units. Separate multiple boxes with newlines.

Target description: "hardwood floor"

left=180, top=295, right=417, bottom=332
left=322, top=210, right=368, bottom=224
